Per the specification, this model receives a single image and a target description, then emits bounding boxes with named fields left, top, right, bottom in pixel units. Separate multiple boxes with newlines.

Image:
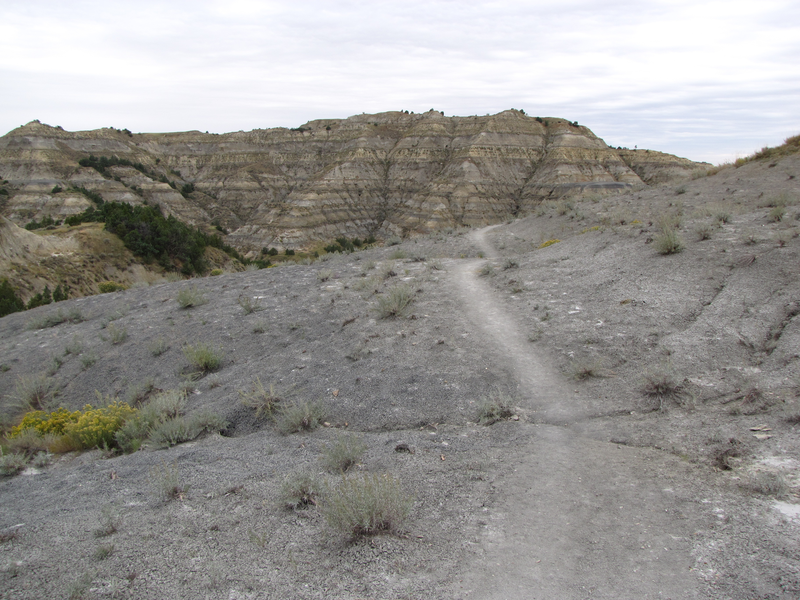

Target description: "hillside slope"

left=0, top=112, right=706, bottom=253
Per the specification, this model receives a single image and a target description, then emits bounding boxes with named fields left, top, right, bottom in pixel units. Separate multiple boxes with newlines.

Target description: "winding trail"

left=448, top=226, right=705, bottom=600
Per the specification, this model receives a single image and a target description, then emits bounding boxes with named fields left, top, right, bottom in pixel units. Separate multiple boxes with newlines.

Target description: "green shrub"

left=176, top=286, right=208, bottom=308
left=183, top=342, right=224, bottom=374
left=80, top=352, right=98, bottom=370
left=209, top=268, right=223, bottom=276
left=321, top=434, right=367, bottom=473
left=389, top=249, right=407, bottom=260
left=375, top=284, right=414, bottom=319
left=653, top=226, right=684, bottom=255
left=0, top=278, right=24, bottom=318
left=320, top=473, right=412, bottom=537
left=276, top=399, right=326, bottom=434
left=98, top=281, right=126, bottom=293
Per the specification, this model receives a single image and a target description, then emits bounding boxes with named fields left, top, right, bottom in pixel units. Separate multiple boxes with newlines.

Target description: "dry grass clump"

left=8, top=374, right=59, bottom=413
left=237, top=294, right=263, bottom=314
left=176, top=286, right=208, bottom=308
left=321, top=434, right=367, bottom=473
left=276, top=400, right=326, bottom=434
left=375, top=284, right=414, bottom=319
left=26, top=307, right=84, bottom=330
left=569, top=358, right=612, bottom=380
left=279, top=470, right=322, bottom=509
left=744, top=471, right=789, bottom=497
left=476, top=393, right=515, bottom=425
left=641, top=363, right=686, bottom=410
left=239, top=378, right=282, bottom=419
left=148, top=460, right=186, bottom=502
left=320, top=473, right=412, bottom=537
left=183, top=342, right=224, bottom=375
left=653, top=226, right=684, bottom=255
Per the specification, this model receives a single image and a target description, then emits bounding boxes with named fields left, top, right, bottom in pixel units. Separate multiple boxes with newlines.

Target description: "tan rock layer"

left=0, top=111, right=707, bottom=251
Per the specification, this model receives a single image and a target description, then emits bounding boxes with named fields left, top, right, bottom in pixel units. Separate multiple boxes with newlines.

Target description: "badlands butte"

left=0, top=110, right=703, bottom=298
left=1, top=111, right=800, bottom=600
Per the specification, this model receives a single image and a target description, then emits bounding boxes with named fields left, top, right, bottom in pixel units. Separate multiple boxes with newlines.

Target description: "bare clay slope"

left=0, top=112, right=704, bottom=252
left=1, top=153, right=799, bottom=599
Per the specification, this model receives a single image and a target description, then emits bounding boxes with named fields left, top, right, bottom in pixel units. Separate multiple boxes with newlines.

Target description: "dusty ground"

left=1, top=156, right=799, bottom=599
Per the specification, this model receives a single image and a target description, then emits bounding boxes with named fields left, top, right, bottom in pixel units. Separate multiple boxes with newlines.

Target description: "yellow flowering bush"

left=64, top=402, right=136, bottom=449
left=9, top=402, right=137, bottom=451
left=9, top=407, right=81, bottom=438
left=538, top=239, right=561, bottom=249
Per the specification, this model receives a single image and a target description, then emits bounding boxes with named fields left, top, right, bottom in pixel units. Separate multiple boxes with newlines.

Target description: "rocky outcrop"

left=0, top=112, right=707, bottom=252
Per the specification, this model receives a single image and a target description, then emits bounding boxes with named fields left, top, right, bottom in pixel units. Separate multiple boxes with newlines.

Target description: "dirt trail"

left=448, top=227, right=708, bottom=599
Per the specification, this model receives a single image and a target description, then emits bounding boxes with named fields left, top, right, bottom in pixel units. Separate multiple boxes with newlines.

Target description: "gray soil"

left=1, top=156, right=800, bottom=599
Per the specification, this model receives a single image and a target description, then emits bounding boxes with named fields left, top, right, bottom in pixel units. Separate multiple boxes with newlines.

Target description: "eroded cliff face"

left=0, top=111, right=706, bottom=252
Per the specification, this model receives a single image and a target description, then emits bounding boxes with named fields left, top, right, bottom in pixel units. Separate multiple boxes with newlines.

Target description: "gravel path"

left=448, top=227, right=706, bottom=599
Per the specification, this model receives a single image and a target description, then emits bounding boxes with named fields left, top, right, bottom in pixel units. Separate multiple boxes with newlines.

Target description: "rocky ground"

left=1, top=155, right=799, bottom=599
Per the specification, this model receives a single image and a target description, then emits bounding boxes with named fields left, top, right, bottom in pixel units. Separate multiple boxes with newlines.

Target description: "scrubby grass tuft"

left=745, top=471, right=788, bottom=497
left=0, top=449, right=28, bottom=477
left=176, top=286, right=208, bottom=308
left=321, top=473, right=412, bottom=537
left=148, top=337, right=170, bottom=356
left=375, top=284, right=414, bottom=319
left=26, top=307, right=84, bottom=330
left=276, top=399, right=326, bottom=434
left=237, top=294, right=263, bottom=314
left=183, top=342, right=224, bottom=375
left=642, top=363, right=684, bottom=410
left=322, top=434, right=367, bottom=473
left=148, top=460, right=186, bottom=502
left=476, top=393, right=514, bottom=425
left=8, top=374, right=59, bottom=413
left=653, top=226, right=684, bottom=255
left=279, top=470, right=322, bottom=509
left=106, top=323, right=128, bottom=344
left=239, top=378, right=282, bottom=419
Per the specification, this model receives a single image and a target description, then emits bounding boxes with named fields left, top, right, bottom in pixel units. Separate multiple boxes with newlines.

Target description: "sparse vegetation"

left=8, top=374, right=59, bottom=413
left=745, top=471, right=788, bottom=497
left=26, top=307, right=84, bottom=330
left=478, top=263, right=495, bottom=277
left=322, top=434, right=367, bottom=473
left=106, top=322, right=128, bottom=344
left=183, top=342, right=224, bottom=375
left=321, top=473, right=412, bottom=537
left=97, top=281, right=126, bottom=293
left=148, top=337, right=170, bottom=356
left=176, top=286, right=208, bottom=308
left=148, top=460, right=186, bottom=502
left=239, top=378, right=282, bottom=419
left=237, top=294, right=263, bottom=314
left=376, top=284, right=414, bottom=319
left=476, top=393, right=514, bottom=425
left=642, top=363, right=684, bottom=410
left=276, top=399, right=326, bottom=434
left=280, top=470, right=321, bottom=509
left=653, top=226, right=684, bottom=255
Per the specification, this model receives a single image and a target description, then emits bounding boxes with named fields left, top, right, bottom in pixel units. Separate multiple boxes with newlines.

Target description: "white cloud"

left=0, top=0, right=797, bottom=163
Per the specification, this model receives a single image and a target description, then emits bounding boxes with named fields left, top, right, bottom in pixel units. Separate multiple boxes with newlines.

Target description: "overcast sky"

left=2, top=1, right=798, bottom=164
